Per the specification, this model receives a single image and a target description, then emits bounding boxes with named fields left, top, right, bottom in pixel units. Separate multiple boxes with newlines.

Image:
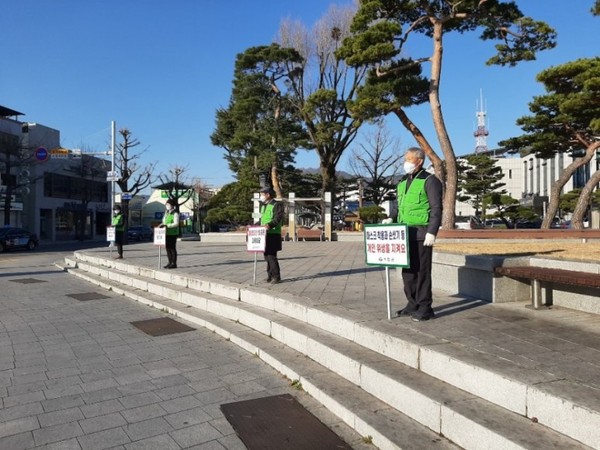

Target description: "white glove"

left=423, top=233, right=436, bottom=247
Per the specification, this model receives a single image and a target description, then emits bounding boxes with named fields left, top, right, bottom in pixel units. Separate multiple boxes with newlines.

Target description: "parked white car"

left=454, top=215, right=484, bottom=230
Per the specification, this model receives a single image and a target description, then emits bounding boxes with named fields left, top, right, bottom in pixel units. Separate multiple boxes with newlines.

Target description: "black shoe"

left=266, top=277, right=272, bottom=283
left=164, top=264, right=172, bottom=269
left=270, top=278, right=281, bottom=284
left=411, top=311, right=435, bottom=322
left=397, top=307, right=417, bottom=317
left=167, top=264, right=177, bottom=269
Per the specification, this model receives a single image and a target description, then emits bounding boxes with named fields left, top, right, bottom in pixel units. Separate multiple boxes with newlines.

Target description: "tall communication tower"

left=474, top=89, right=489, bottom=153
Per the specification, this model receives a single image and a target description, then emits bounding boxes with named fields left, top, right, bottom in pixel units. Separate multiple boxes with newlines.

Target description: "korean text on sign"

left=247, top=226, right=267, bottom=252
left=364, top=224, right=410, bottom=268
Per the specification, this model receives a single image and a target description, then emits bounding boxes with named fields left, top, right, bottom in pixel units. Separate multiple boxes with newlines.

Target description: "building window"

left=44, top=173, right=108, bottom=202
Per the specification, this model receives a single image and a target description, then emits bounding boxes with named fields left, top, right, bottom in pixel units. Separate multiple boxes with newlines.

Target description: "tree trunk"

left=429, top=21, right=457, bottom=230
left=571, top=142, right=600, bottom=229
left=572, top=169, right=600, bottom=229
left=271, top=163, right=282, bottom=199
left=542, top=141, right=600, bottom=228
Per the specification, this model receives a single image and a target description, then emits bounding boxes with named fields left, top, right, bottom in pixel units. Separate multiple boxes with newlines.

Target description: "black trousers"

left=165, top=235, right=177, bottom=265
left=115, top=230, right=124, bottom=257
left=401, top=239, right=433, bottom=313
left=263, top=233, right=281, bottom=280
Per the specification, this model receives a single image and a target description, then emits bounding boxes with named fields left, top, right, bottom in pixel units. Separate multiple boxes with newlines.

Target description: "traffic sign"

left=50, top=148, right=70, bottom=159
left=35, top=147, right=49, bottom=162
left=121, top=192, right=132, bottom=200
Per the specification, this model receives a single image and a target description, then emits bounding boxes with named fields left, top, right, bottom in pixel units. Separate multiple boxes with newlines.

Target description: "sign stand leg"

left=385, top=267, right=392, bottom=320
left=253, top=253, right=257, bottom=284
left=158, top=246, right=162, bottom=269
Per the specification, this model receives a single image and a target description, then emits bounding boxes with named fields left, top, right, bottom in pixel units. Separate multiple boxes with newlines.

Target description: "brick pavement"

left=0, top=250, right=371, bottom=450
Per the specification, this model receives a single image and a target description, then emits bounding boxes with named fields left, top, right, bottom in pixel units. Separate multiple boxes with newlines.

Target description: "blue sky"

left=2, top=1, right=598, bottom=189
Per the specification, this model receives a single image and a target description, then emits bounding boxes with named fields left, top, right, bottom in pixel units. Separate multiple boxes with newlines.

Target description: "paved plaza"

left=0, top=246, right=371, bottom=450
left=2, top=239, right=600, bottom=449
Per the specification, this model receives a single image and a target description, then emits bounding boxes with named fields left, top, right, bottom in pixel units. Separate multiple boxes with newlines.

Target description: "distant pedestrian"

left=396, top=147, right=443, bottom=321
left=260, top=187, right=283, bottom=283
left=112, top=205, right=124, bottom=259
left=160, top=199, right=179, bottom=269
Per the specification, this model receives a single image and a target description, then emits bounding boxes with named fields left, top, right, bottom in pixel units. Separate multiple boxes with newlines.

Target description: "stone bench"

left=494, top=266, right=600, bottom=309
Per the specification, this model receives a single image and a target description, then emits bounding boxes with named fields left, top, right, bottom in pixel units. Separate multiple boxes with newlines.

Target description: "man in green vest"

left=396, top=147, right=443, bottom=321
left=260, top=187, right=283, bottom=284
left=112, top=204, right=124, bottom=259
left=159, top=199, right=179, bottom=269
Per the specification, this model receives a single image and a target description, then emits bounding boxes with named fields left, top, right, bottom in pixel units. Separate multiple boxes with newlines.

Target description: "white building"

left=455, top=149, right=599, bottom=218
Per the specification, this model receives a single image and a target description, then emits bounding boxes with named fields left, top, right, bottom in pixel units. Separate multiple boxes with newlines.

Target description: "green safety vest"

left=112, top=213, right=124, bottom=231
left=260, top=202, right=281, bottom=234
left=397, top=176, right=431, bottom=226
left=164, top=211, right=179, bottom=236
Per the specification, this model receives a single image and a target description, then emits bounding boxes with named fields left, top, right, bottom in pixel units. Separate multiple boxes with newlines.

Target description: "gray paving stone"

left=0, top=431, right=36, bottom=450
left=187, top=441, right=227, bottom=450
left=79, top=388, right=120, bottom=405
left=169, top=422, right=223, bottom=448
left=76, top=427, right=130, bottom=450
left=3, top=390, right=46, bottom=408
left=33, top=421, right=84, bottom=446
left=0, top=416, right=39, bottom=439
left=164, top=406, right=212, bottom=430
left=118, top=391, right=162, bottom=409
left=123, top=417, right=173, bottom=441
left=159, top=395, right=203, bottom=414
left=38, top=406, right=85, bottom=427
left=79, top=412, right=127, bottom=434
left=80, top=399, right=124, bottom=419
left=124, top=433, right=180, bottom=450
left=0, top=401, right=44, bottom=423
left=41, top=394, right=85, bottom=413
left=41, top=437, right=83, bottom=450
left=120, top=403, right=167, bottom=424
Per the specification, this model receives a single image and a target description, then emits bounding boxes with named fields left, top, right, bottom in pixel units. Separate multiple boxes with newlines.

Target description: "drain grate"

left=130, top=317, right=195, bottom=336
left=221, top=394, right=351, bottom=450
left=66, top=292, right=111, bottom=301
left=9, top=278, right=47, bottom=284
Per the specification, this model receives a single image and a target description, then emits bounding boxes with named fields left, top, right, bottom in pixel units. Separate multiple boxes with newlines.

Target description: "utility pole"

left=111, top=120, right=116, bottom=211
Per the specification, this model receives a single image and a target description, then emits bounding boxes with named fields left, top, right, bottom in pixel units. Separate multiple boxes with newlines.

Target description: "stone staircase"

left=57, top=251, right=598, bottom=450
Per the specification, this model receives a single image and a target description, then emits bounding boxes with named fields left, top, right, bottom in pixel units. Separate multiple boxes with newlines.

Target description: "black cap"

left=114, top=205, right=121, bottom=211
left=260, top=187, right=275, bottom=196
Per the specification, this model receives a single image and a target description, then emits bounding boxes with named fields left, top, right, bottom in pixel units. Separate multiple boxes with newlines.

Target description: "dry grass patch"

left=435, top=242, right=600, bottom=262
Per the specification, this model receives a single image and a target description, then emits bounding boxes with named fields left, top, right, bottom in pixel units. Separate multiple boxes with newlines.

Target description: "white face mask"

left=403, top=161, right=417, bottom=174
left=166, top=205, right=173, bottom=211
left=113, top=210, right=119, bottom=214
left=260, top=195, right=267, bottom=203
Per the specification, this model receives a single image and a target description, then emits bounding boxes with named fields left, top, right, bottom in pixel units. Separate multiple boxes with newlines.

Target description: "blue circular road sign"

left=35, top=147, right=49, bottom=161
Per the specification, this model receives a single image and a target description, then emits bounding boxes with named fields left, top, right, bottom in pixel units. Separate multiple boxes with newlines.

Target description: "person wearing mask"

left=112, top=205, right=124, bottom=259
left=260, top=187, right=283, bottom=284
left=160, top=199, right=179, bottom=269
left=396, top=147, right=443, bottom=322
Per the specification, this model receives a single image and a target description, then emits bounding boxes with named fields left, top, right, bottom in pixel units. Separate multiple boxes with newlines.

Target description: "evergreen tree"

left=338, top=0, right=556, bottom=229
left=458, top=154, right=506, bottom=218
left=500, top=57, right=600, bottom=228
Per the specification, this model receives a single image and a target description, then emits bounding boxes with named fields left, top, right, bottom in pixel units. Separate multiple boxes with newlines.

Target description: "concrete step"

left=62, top=253, right=598, bottom=449
left=58, top=259, right=459, bottom=450
left=68, top=253, right=600, bottom=448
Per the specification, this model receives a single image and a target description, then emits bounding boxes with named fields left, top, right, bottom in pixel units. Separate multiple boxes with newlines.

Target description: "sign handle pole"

left=385, top=267, right=392, bottom=320
left=158, top=246, right=161, bottom=269
left=253, top=253, right=257, bottom=284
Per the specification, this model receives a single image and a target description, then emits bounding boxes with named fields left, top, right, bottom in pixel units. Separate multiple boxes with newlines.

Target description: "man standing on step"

left=160, top=199, right=179, bottom=269
left=260, top=187, right=283, bottom=284
left=112, top=205, right=124, bottom=259
left=396, top=147, right=443, bottom=322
